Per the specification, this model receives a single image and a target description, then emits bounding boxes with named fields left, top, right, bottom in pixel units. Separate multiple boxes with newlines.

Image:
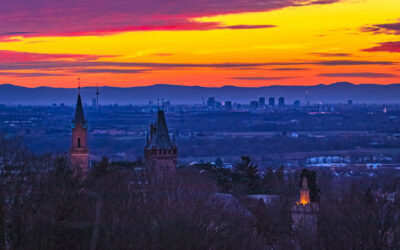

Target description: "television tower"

left=305, top=90, right=310, bottom=105
left=96, top=83, right=100, bottom=110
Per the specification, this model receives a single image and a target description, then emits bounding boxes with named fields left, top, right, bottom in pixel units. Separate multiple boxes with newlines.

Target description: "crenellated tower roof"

left=146, top=110, right=174, bottom=149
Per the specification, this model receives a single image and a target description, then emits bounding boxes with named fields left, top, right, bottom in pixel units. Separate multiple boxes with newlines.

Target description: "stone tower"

left=144, top=110, right=178, bottom=177
left=291, top=176, right=319, bottom=235
left=70, top=90, right=89, bottom=172
left=299, top=177, right=311, bottom=205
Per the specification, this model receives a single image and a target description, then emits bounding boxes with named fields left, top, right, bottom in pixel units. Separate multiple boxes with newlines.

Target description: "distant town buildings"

left=294, top=100, right=300, bottom=108
left=250, top=101, right=258, bottom=110
left=259, top=97, right=265, bottom=107
left=225, top=101, right=232, bottom=111
left=56, top=87, right=400, bottom=177
left=207, top=97, right=216, bottom=109
left=279, top=97, right=285, bottom=107
left=269, top=97, right=275, bottom=107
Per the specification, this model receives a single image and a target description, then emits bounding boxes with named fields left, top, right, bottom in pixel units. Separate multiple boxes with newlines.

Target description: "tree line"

left=0, top=135, right=399, bottom=249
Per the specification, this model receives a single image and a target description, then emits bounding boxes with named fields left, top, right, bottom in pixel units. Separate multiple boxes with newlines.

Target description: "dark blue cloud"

left=318, top=72, right=398, bottom=78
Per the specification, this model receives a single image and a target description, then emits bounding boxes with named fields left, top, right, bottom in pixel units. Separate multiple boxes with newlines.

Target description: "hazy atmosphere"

left=1, top=1, right=400, bottom=249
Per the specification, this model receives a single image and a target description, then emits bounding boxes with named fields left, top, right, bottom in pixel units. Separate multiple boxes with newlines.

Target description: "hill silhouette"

left=0, top=82, right=399, bottom=105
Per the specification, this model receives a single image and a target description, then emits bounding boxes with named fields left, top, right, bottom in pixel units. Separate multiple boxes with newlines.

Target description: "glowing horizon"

left=0, top=0, right=399, bottom=88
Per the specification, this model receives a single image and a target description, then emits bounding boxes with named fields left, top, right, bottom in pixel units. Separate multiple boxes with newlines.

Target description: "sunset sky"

left=0, top=0, right=399, bottom=88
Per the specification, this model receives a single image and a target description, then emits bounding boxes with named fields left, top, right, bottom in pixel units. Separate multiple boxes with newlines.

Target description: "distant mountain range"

left=0, top=82, right=399, bottom=105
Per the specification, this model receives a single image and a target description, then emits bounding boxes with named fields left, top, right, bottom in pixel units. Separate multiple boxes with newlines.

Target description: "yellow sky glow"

left=0, top=0, right=399, bottom=87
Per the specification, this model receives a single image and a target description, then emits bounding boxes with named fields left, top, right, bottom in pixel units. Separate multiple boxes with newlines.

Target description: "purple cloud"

left=271, top=67, right=309, bottom=71
left=0, top=22, right=276, bottom=38
left=0, top=50, right=113, bottom=63
left=231, top=77, right=295, bottom=80
left=361, top=22, right=400, bottom=35
left=317, top=60, right=393, bottom=66
left=0, top=32, right=36, bottom=36
left=223, top=25, right=276, bottom=30
left=309, top=52, right=352, bottom=57
left=0, top=72, right=65, bottom=77
left=0, top=59, right=395, bottom=72
left=0, top=51, right=395, bottom=77
left=318, top=72, right=398, bottom=78
left=363, top=41, right=400, bottom=53
left=0, top=0, right=339, bottom=37
left=76, top=68, right=148, bottom=74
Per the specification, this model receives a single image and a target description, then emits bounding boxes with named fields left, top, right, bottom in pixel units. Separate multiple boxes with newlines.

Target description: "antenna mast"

left=96, top=83, right=100, bottom=110
left=305, top=90, right=309, bottom=105
left=78, top=77, right=81, bottom=95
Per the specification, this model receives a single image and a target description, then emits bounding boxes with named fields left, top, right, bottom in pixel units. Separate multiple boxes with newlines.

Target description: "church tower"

left=299, top=177, right=311, bottom=205
left=70, top=84, right=89, bottom=172
left=291, top=175, right=319, bottom=236
left=144, top=110, right=178, bottom=178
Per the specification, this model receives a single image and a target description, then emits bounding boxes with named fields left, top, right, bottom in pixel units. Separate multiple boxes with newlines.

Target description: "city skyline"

left=0, top=0, right=399, bottom=87
left=1, top=1, right=400, bottom=248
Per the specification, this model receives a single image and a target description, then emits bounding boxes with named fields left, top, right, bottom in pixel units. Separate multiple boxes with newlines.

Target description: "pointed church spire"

left=300, top=176, right=310, bottom=205
left=73, top=80, right=87, bottom=128
left=70, top=78, right=89, bottom=173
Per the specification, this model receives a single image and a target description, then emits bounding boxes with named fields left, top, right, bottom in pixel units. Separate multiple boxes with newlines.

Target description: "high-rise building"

left=207, top=97, right=216, bottom=109
left=92, top=98, right=97, bottom=108
left=70, top=89, right=89, bottom=172
left=250, top=101, right=258, bottom=110
left=269, top=97, right=275, bottom=107
left=225, top=101, right=232, bottom=111
left=96, top=83, right=100, bottom=109
left=279, top=97, right=285, bottom=107
left=293, top=100, right=300, bottom=108
left=348, top=99, right=353, bottom=105
left=259, top=97, right=265, bottom=107
left=144, top=110, right=178, bottom=178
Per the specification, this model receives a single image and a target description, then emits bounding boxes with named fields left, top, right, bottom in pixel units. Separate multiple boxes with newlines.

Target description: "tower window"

left=78, top=138, right=81, bottom=148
